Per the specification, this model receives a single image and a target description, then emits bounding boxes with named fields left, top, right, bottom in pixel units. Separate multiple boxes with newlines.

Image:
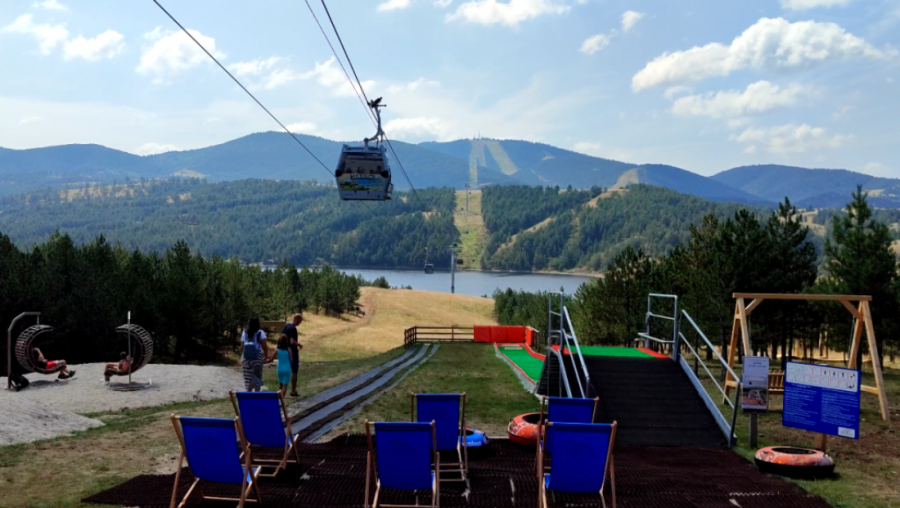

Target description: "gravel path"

left=0, top=399, right=104, bottom=446
left=0, top=363, right=245, bottom=445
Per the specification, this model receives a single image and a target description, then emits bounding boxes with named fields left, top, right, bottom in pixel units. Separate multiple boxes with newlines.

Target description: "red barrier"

left=525, top=327, right=534, bottom=347
left=474, top=326, right=529, bottom=343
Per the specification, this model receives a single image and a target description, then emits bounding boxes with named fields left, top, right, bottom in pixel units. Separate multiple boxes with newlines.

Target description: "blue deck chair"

left=365, top=421, right=439, bottom=508
left=230, top=391, right=300, bottom=477
left=536, top=396, right=599, bottom=473
left=537, top=422, right=617, bottom=508
left=169, top=416, right=262, bottom=508
left=411, top=393, right=467, bottom=481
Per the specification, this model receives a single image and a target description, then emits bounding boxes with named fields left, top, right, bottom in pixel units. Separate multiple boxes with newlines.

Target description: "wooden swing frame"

left=723, top=293, right=889, bottom=421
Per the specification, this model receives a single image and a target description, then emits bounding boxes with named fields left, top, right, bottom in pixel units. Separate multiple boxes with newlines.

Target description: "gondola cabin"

left=424, top=263, right=435, bottom=274
left=334, top=144, right=393, bottom=201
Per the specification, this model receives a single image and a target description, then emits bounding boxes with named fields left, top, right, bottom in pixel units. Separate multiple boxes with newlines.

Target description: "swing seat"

left=14, top=325, right=66, bottom=375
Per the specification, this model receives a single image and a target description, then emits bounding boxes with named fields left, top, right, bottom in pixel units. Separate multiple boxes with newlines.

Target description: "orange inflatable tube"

left=754, top=446, right=835, bottom=478
left=507, top=413, right=544, bottom=445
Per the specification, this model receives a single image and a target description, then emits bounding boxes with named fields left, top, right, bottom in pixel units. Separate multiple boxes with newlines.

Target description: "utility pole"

left=449, top=243, right=459, bottom=294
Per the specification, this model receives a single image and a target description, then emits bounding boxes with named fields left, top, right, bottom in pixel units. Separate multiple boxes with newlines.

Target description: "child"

left=104, top=352, right=132, bottom=383
left=275, top=335, right=292, bottom=398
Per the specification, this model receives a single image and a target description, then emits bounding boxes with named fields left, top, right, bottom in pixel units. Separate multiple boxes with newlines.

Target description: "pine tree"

left=823, top=186, right=898, bottom=367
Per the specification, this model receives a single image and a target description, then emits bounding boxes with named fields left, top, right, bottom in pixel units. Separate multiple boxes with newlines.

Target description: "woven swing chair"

left=106, top=324, right=154, bottom=379
left=14, top=325, right=67, bottom=376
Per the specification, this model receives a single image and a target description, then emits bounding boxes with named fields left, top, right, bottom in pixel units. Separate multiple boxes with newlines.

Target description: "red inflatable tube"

left=754, top=446, right=835, bottom=479
left=507, top=413, right=544, bottom=445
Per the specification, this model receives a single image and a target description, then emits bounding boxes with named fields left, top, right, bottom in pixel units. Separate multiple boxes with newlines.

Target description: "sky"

left=0, top=0, right=898, bottom=177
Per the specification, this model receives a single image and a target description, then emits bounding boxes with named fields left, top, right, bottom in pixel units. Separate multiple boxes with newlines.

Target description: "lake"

left=339, top=269, right=595, bottom=298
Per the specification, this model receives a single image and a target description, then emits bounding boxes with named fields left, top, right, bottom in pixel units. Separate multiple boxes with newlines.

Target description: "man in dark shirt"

left=282, top=313, right=303, bottom=397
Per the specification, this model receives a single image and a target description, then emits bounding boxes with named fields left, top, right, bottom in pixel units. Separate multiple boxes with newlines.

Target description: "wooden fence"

left=404, top=326, right=475, bottom=348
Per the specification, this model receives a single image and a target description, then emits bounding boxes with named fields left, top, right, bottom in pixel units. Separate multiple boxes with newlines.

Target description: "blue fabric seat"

left=537, top=396, right=599, bottom=473
left=230, top=391, right=300, bottom=477
left=169, top=416, right=262, bottom=508
left=537, top=422, right=617, bottom=508
left=365, top=421, right=439, bottom=508
left=411, top=393, right=468, bottom=481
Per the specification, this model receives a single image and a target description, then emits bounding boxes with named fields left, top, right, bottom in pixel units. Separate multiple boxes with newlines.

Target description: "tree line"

left=0, top=233, right=373, bottom=375
left=0, top=178, right=459, bottom=268
left=496, top=188, right=900, bottom=367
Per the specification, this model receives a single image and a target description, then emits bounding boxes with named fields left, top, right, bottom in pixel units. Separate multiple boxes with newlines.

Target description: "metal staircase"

left=535, top=293, right=591, bottom=398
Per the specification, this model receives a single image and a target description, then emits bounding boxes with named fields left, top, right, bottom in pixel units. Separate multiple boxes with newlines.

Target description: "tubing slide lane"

left=289, top=344, right=437, bottom=442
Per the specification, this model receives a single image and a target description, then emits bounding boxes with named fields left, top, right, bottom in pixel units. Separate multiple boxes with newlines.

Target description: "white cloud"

left=621, top=10, right=643, bottom=32
left=378, top=0, right=413, bottom=11
left=135, top=142, right=178, bottom=155
left=384, top=117, right=453, bottom=140
left=33, top=0, right=68, bottom=11
left=19, top=116, right=42, bottom=125
left=137, top=27, right=223, bottom=82
left=671, top=81, right=809, bottom=119
left=732, top=123, right=850, bottom=153
left=573, top=141, right=632, bottom=161
left=388, top=78, right=440, bottom=93
left=64, top=30, right=124, bottom=61
left=228, top=56, right=282, bottom=77
left=308, top=57, right=375, bottom=97
left=632, top=17, right=891, bottom=91
left=1, top=14, right=68, bottom=55
left=780, top=0, right=855, bottom=11
left=580, top=33, right=612, bottom=55
left=447, top=0, right=570, bottom=27
left=286, top=122, right=318, bottom=135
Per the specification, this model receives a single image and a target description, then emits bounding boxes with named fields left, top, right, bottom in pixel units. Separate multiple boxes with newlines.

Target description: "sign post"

left=783, top=361, right=860, bottom=450
left=742, top=356, right=770, bottom=447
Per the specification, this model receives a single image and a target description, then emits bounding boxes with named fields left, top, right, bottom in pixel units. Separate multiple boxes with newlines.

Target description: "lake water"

left=339, top=269, right=595, bottom=298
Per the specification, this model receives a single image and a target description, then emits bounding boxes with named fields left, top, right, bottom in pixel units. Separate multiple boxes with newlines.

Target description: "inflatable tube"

left=507, top=413, right=544, bottom=446
left=754, top=446, right=835, bottom=479
left=460, top=428, right=490, bottom=448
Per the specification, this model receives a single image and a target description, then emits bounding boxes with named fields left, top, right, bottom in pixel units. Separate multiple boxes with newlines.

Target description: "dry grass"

left=299, top=287, right=496, bottom=362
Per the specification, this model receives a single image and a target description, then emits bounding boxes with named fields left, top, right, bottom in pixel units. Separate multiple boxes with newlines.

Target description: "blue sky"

left=1, top=0, right=898, bottom=177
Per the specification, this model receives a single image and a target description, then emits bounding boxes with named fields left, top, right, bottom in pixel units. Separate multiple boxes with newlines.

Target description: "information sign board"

left=783, top=361, right=860, bottom=439
left=742, top=356, right=770, bottom=414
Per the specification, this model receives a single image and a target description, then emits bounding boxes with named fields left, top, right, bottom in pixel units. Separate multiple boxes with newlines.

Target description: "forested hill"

left=0, top=179, right=459, bottom=268
left=480, top=185, right=766, bottom=272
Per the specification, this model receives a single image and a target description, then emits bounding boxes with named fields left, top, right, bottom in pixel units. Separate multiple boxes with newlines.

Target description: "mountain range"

left=1, top=132, right=897, bottom=208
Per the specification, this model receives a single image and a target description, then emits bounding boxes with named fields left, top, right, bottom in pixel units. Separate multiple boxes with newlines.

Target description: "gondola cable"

left=317, top=0, right=429, bottom=211
left=149, top=0, right=379, bottom=217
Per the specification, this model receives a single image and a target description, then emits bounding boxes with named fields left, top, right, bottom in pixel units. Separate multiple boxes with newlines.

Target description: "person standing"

left=241, top=317, right=269, bottom=392
left=275, top=335, right=292, bottom=398
left=282, top=313, right=303, bottom=397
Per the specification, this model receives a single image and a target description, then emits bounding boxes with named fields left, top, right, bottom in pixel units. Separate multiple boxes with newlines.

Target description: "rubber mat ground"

left=83, top=435, right=833, bottom=508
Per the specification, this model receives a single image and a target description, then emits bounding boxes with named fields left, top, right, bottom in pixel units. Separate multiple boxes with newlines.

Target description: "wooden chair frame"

left=410, top=392, right=468, bottom=482
left=365, top=420, right=440, bottom=508
left=229, top=391, right=301, bottom=477
left=723, top=293, right=889, bottom=421
left=537, top=421, right=617, bottom=508
left=169, top=416, right=262, bottom=508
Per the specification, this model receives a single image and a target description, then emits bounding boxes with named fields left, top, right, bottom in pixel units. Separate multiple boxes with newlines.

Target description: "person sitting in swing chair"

left=33, top=348, right=75, bottom=379
left=104, top=352, right=132, bottom=383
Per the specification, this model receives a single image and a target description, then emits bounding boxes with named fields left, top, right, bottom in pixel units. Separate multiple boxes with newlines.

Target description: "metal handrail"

left=562, top=306, right=590, bottom=397
left=546, top=346, right=572, bottom=397
left=681, top=334, right=732, bottom=407
left=680, top=309, right=742, bottom=446
left=647, top=312, right=677, bottom=321
left=681, top=311, right=739, bottom=382
left=635, top=332, right=674, bottom=345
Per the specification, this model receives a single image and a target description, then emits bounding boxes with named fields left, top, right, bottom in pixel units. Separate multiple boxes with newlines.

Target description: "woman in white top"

left=241, top=316, right=270, bottom=391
